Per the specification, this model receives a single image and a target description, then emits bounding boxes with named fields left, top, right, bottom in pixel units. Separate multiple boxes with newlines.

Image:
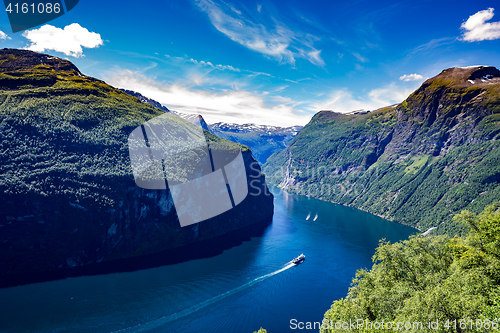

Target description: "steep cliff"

left=209, top=123, right=303, bottom=164
left=264, top=66, right=500, bottom=235
left=0, top=49, right=274, bottom=286
left=119, top=88, right=172, bottom=113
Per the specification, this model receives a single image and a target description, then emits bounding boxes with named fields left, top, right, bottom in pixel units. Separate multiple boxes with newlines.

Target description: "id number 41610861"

left=5, top=2, right=61, bottom=14
left=444, top=319, right=499, bottom=330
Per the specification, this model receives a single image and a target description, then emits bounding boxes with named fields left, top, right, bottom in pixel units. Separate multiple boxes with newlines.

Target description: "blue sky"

left=1, top=0, right=500, bottom=126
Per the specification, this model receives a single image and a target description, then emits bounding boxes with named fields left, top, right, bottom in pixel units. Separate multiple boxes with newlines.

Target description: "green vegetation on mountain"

left=0, top=49, right=273, bottom=283
left=264, top=66, right=500, bottom=235
left=320, top=203, right=500, bottom=332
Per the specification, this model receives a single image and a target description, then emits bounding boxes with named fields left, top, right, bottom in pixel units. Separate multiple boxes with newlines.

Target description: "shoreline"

left=272, top=186, right=422, bottom=233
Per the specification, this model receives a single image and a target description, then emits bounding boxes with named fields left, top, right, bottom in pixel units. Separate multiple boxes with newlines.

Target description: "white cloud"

left=195, top=0, right=324, bottom=66
left=399, top=73, right=424, bottom=81
left=105, top=70, right=311, bottom=126
left=461, top=8, right=500, bottom=42
left=306, top=50, right=324, bottom=66
left=22, top=23, right=103, bottom=57
left=188, top=58, right=241, bottom=72
left=312, top=83, right=416, bottom=113
left=353, top=52, right=368, bottom=63
left=0, top=30, right=11, bottom=40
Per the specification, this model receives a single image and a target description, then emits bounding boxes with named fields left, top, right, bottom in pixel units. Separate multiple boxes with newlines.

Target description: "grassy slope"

left=264, top=67, right=500, bottom=235
left=0, top=54, right=246, bottom=206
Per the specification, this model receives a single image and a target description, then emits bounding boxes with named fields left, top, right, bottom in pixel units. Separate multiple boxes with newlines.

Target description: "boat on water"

left=292, top=254, right=305, bottom=265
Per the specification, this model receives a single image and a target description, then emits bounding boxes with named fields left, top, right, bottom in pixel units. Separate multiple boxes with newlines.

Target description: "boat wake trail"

left=113, top=263, right=296, bottom=333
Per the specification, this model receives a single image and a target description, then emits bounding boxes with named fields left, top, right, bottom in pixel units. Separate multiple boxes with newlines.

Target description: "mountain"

left=119, top=88, right=211, bottom=131
left=0, top=49, right=273, bottom=286
left=264, top=66, right=500, bottom=235
left=118, top=89, right=302, bottom=164
left=209, top=122, right=303, bottom=164
left=119, top=88, right=172, bottom=113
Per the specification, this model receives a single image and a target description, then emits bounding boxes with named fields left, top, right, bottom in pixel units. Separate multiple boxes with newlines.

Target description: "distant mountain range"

left=119, top=89, right=172, bottom=113
left=120, top=89, right=302, bottom=163
left=264, top=65, right=500, bottom=235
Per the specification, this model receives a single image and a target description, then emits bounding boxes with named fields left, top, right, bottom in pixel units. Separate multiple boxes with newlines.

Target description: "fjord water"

left=0, top=189, right=415, bottom=333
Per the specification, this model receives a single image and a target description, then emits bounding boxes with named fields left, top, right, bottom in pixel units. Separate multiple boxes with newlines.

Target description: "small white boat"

left=292, top=254, right=305, bottom=265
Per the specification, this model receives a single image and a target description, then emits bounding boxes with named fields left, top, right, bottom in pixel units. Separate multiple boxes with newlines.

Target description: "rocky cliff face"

left=264, top=66, right=500, bottom=235
left=209, top=122, right=303, bottom=164
left=119, top=88, right=213, bottom=132
left=0, top=49, right=273, bottom=286
left=388, top=66, right=500, bottom=157
left=119, top=88, right=172, bottom=113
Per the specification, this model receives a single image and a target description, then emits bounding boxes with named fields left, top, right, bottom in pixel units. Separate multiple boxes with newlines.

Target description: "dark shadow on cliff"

left=0, top=217, right=272, bottom=288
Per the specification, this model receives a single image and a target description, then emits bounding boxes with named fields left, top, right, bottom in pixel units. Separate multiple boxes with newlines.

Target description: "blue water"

left=0, top=189, right=416, bottom=333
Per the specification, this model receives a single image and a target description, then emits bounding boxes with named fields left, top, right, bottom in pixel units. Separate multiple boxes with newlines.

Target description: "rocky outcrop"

left=264, top=66, right=500, bottom=235
left=119, top=89, right=172, bottom=113
left=119, top=88, right=214, bottom=132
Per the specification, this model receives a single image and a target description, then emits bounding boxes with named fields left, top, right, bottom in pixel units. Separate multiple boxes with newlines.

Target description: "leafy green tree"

left=253, top=328, right=267, bottom=333
left=321, top=203, right=500, bottom=332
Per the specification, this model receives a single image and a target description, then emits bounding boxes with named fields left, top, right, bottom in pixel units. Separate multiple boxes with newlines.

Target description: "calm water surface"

left=0, top=189, right=416, bottom=333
